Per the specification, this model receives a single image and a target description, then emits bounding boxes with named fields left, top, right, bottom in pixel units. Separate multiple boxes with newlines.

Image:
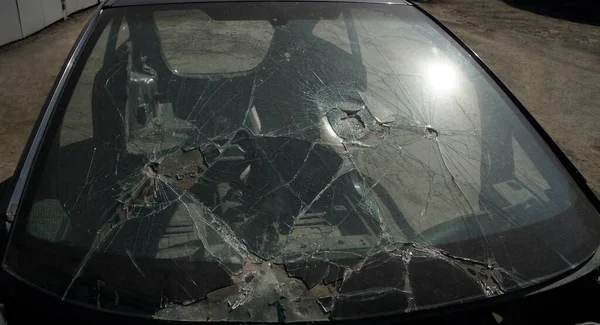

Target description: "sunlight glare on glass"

left=425, top=61, right=457, bottom=93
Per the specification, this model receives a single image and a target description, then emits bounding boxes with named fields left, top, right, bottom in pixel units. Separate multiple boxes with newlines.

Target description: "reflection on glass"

left=425, top=61, right=457, bottom=93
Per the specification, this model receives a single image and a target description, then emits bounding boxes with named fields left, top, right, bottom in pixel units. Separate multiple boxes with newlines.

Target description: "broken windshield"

left=3, top=2, right=600, bottom=322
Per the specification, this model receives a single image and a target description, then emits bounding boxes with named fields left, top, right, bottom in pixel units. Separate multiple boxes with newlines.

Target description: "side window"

left=312, top=13, right=352, bottom=55
left=115, top=18, right=130, bottom=49
left=30, top=18, right=130, bottom=242
left=60, top=17, right=128, bottom=147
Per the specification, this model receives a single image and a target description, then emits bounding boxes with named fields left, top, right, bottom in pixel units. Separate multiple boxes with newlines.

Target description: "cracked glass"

left=3, top=2, right=600, bottom=322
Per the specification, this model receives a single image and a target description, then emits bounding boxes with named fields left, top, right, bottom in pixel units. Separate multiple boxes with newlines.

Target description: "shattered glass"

left=4, top=2, right=600, bottom=323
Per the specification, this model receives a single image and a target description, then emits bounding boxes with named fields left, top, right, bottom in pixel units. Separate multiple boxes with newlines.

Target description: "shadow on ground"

left=503, top=0, right=600, bottom=26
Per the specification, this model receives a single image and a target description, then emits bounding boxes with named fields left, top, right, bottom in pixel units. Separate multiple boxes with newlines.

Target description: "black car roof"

left=104, top=0, right=411, bottom=7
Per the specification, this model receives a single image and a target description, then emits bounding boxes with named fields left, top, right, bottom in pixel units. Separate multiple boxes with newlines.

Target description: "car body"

left=1, top=0, right=600, bottom=324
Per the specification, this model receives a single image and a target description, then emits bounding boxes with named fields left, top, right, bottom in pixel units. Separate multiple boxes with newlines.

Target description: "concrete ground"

left=0, top=0, right=599, bottom=196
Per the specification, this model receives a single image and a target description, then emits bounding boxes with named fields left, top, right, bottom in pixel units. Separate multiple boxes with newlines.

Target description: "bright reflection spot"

left=425, top=61, right=457, bottom=93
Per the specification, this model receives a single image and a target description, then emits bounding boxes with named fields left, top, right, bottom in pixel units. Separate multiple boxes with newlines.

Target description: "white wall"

left=18, top=0, right=47, bottom=37
left=0, top=0, right=23, bottom=45
left=0, top=0, right=98, bottom=47
left=42, top=0, right=66, bottom=26
left=66, top=0, right=98, bottom=15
